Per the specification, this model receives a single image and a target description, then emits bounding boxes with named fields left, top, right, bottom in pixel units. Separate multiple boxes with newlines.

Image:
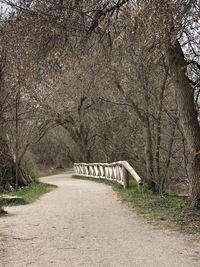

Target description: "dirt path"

left=0, top=171, right=200, bottom=267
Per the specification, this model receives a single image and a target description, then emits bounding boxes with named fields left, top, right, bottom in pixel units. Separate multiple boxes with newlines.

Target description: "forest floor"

left=0, top=170, right=200, bottom=267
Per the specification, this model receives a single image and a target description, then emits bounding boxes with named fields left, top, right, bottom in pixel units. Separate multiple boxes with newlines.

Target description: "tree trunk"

left=161, top=120, right=177, bottom=194
left=15, top=89, right=20, bottom=189
left=167, top=40, right=200, bottom=207
left=0, top=134, right=33, bottom=191
left=79, top=136, right=91, bottom=163
left=144, top=119, right=156, bottom=191
left=155, top=67, right=168, bottom=185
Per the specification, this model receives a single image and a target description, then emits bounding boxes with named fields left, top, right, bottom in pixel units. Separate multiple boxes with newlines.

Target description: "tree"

left=136, top=0, right=200, bottom=206
left=1, top=0, right=199, bottom=206
left=83, top=0, right=200, bottom=205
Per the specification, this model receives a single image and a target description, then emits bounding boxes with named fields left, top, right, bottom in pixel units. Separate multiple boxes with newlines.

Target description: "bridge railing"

left=74, top=161, right=143, bottom=190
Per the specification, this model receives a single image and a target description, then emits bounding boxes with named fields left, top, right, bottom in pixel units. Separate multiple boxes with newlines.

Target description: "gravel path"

left=0, top=171, right=200, bottom=267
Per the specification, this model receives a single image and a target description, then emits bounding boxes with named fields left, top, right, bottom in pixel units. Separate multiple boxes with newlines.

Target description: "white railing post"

left=99, top=165, right=104, bottom=178
left=122, top=166, right=129, bottom=189
left=74, top=161, right=142, bottom=190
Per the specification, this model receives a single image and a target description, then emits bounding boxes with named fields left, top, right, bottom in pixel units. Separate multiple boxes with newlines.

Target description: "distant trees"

left=0, top=0, right=199, bottom=206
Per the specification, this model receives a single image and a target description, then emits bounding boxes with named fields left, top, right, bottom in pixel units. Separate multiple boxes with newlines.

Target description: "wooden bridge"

left=74, top=161, right=143, bottom=190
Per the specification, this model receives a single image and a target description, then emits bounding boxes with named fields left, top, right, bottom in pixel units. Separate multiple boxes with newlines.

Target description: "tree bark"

left=161, top=120, right=177, bottom=194
left=15, top=89, right=20, bottom=189
left=144, top=119, right=156, bottom=191
left=167, top=40, right=200, bottom=207
left=155, top=66, right=168, bottom=184
left=0, top=134, right=33, bottom=191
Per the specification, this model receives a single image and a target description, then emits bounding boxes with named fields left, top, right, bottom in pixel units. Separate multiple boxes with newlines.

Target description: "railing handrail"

left=74, top=161, right=143, bottom=190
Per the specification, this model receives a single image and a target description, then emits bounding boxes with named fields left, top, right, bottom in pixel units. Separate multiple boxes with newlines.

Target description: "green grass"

left=2, top=182, right=57, bottom=206
left=1, top=167, right=67, bottom=207
left=73, top=175, right=200, bottom=236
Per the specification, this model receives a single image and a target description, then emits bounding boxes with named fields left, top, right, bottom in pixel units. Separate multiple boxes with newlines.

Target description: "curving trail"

left=0, top=171, right=200, bottom=267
